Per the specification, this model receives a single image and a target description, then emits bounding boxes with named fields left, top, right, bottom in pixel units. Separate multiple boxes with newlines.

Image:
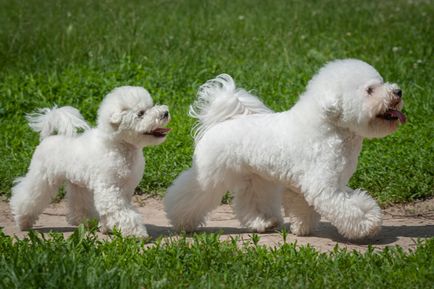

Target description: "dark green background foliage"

left=0, top=0, right=432, bottom=203
left=1, top=229, right=433, bottom=289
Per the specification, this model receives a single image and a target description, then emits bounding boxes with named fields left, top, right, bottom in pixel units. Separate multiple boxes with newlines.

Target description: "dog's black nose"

left=162, top=111, right=169, bottom=119
left=394, top=89, right=402, bottom=98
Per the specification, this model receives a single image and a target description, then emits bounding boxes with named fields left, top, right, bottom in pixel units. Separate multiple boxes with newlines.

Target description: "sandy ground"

left=1, top=196, right=433, bottom=252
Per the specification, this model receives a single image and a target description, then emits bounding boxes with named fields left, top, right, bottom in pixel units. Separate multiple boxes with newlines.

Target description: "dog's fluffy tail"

left=26, top=106, right=90, bottom=140
left=190, top=74, right=273, bottom=141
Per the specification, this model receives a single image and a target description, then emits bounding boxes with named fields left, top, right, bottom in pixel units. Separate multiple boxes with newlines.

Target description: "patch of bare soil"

left=1, top=197, right=433, bottom=252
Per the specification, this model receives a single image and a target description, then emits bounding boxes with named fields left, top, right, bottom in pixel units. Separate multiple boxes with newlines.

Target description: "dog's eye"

left=137, top=110, right=146, bottom=117
left=367, top=86, right=374, bottom=95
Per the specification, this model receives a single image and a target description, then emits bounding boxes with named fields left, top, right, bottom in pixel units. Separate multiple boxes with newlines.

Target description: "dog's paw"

left=326, top=189, right=383, bottom=240
left=100, top=224, right=149, bottom=238
left=290, top=224, right=309, bottom=236
left=248, top=216, right=282, bottom=233
left=169, top=215, right=206, bottom=233
left=117, top=224, right=149, bottom=238
left=337, top=205, right=383, bottom=240
left=16, top=215, right=36, bottom=231
left=172, top=221, right=201, bottom=233
left=290, top=221, right=314, bottom=236
left=289, top=211, right=320, bottom=236
left=130, top=226, right=149, bottom=238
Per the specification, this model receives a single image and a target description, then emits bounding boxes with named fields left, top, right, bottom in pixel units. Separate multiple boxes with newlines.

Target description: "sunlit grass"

left=0, top=228, right=433, bottom=289
left=0, top=0, right=432, bottom=204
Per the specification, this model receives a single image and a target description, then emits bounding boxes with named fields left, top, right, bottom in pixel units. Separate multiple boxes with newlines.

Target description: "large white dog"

left=11, top=86, right=170, bottom=237
left=164, top=59, right=406, bottom=239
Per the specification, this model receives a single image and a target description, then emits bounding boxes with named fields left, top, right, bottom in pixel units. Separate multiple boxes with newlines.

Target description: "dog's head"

left=97, top=86, right=170, bottom=147
left=303, top=59, right=405, bottom=138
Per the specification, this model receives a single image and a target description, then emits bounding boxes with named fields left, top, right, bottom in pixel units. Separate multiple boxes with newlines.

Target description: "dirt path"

left=1, top=197, right=433, bottom=252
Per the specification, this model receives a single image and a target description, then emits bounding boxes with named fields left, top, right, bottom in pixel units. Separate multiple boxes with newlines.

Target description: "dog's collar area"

left=144, top=127, right=171, bottom=137
left=376, top=109, right=406, bottom=123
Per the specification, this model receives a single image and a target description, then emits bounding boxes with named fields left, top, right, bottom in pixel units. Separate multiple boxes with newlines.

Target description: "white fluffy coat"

left=11, top=86, right=170, bottom=237
left=164, top=59, right=405, bottom=239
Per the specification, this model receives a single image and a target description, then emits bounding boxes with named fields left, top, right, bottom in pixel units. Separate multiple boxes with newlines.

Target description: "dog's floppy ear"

left=110, top=111, right=123, bottom=129
left=320, top=91, right=342, bottom=121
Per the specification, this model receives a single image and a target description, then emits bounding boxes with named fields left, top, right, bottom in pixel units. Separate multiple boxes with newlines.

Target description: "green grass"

left=1, top=2, right=433, bottom=287
left=0, top=228, right=433, bottom=289
left=0, top=0, right=433, bottom=204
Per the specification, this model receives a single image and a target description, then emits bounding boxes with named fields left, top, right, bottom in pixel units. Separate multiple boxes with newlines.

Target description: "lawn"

left=0, top=0, right=432, bottom=204
left=1, top=228, right=433, bottom=289
left=0, top=1, right=433, bottom=287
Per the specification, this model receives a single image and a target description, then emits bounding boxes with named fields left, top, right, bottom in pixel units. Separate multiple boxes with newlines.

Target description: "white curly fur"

left=164, top=59, right=405, bottom=239
left=10, top=86, right=170, bottom=237
left=26, top=106, right=90, bottom=140
left=189, top=74, right=273, bottom=141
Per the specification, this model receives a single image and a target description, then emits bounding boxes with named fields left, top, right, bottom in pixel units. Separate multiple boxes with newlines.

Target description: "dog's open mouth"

left=144, top=127, right=171, bottom=137
left=376, top=109, right=406, bottom=123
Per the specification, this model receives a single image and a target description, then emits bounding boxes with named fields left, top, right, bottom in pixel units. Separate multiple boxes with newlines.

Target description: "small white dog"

left=164, top=59, right=406, bottom=239
left=10, top=86, right=170, bottom=237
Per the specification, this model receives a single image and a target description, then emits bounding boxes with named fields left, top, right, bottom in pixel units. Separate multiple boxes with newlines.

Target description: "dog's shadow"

left=146, top=221, right=434, bottom=245
left=145, top=224, right=252, bottom=240
left=24, top=222, right=434, bottom=246
left=32, top=226, right=77, bottom=234
left=312, top=221, right=434, bottom=245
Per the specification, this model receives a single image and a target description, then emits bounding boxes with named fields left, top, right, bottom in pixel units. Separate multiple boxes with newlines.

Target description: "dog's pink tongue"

left=154, top=127, right=171, bottom=133
left=390, top=110, right=407, bottom=124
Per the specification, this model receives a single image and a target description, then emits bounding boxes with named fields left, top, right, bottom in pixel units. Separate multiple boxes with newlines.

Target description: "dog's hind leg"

left=282, top=189, right=320, bottom=236
left=164, top=167, right=226, bottom=232
left=65, top=182, right=98, bottom=226
left=232, top=176, right=283, bottom=233
left=10, top=172, right=62, bottom=230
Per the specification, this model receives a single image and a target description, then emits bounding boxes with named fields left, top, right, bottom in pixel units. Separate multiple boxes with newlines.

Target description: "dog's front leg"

left=305, top=186, right=382, bottom=240
left=93, top=185, right=148, bottom=238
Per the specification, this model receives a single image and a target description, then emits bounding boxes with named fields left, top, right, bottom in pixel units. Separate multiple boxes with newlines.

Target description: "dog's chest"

left=108, top=149, right=144, bottom=185
left=339, top=135, right=363, bottom=182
